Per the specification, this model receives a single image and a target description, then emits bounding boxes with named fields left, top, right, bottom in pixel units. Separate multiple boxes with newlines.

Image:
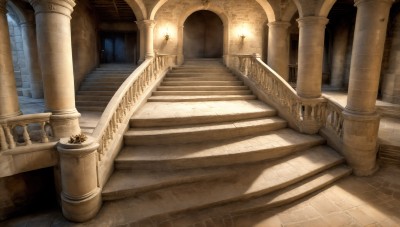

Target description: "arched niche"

left=183, top=10, right=223, bottom=59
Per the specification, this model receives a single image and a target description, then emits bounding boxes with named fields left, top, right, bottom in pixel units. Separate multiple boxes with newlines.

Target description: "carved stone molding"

left=28, top=0, right=75, bottom=17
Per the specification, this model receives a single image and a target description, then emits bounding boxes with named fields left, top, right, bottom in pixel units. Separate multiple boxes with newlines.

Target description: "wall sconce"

left=238, top=24, right=247, bottom=41
left=164, top=28, right=170, bottom=41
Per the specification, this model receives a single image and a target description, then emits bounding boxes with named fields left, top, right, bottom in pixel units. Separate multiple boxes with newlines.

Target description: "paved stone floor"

left=5, top=94, right=399, bottom=226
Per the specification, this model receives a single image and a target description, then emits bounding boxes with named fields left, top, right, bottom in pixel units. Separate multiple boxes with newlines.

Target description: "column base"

left=61, top=187, right=102, bottom=222
left=50, top=111, right=81, bottom=138
left=0, top=111, right=22, bottom=120
left=342, top=111, right=380, bottom=176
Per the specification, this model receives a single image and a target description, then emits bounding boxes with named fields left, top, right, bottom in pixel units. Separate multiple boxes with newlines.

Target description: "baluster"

left=0, top=125, right=8, bottom=150
left=4, top=126, right=15, bottom=149
left=22, top=124, right=32, bottom=146
left=40, top=122, right=49, bottom=143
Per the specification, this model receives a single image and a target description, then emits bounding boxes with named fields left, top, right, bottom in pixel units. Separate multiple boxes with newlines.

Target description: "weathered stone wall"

left=154, top=0, right=268, bottom=59
left=71, top=0, right=99, bottom=90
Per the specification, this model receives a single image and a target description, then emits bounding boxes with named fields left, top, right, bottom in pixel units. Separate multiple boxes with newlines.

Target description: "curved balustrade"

left=322, top=96, right=345, bottom=140
left=92, top=54, right=175, bottom=161
left=0, top=113, right=53, bottom=152
left=231, top=54, right=327, bottom=134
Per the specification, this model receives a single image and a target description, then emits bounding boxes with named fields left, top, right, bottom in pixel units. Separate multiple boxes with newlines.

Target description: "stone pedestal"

left=296, top=16, right=329, bottom=98
left=57, top=136, right=101, bottom=222
left=0, top=0, right=21, bottom=119
left=267, top=21, right=290, bottom=81
left=343, top=0, right=393, bottom=176
left=342, top=112, right=380, bottom=176
left=29, top=0, right=80, bottom=138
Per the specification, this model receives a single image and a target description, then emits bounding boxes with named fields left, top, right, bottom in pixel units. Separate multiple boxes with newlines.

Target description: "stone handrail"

left=92, top=54, right=174, bottom=161
left=230, top=54, right=327, bottom=134
left=0, top=113, right=53, bottom=151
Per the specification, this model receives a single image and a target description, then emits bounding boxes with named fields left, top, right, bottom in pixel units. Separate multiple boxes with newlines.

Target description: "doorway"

left=100, top=32, right=137, bottom=64
left=183, top=10, right=223, bottom=58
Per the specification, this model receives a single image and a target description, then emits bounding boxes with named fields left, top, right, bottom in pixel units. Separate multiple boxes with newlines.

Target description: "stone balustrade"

left=323, top=97, right=344, bottom=140
left=232, top=54, right=327, bottom=134
left=0, top=113, right=53, bottom=151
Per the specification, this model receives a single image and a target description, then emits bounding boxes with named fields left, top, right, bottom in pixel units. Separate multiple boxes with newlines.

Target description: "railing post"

left=57, top=136, right=101, bottom=222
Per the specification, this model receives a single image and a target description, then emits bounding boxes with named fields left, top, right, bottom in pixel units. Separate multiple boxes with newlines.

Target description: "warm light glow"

left=237, top=24, right=248, bottom=41
left=164, top=27, right=170, bottom=41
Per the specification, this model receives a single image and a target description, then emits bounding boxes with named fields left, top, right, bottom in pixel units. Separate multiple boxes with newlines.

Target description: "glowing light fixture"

left=238, top=24, right=247, bottom=41
left=164, top=27, right=170, bottom=41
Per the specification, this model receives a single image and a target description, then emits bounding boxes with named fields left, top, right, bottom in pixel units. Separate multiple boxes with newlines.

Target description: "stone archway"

left=183, top=10, right=223, bottom=59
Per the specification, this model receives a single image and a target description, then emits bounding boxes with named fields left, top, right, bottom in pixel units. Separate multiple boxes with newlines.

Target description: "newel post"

left=57, top=136, right=101, bottom=222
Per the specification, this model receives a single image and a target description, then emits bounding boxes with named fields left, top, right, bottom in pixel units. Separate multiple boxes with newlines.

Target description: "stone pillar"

left=136, top=21, right=145, bottom=63
left=0, top=0, right=21, bottom=119
left=177, top=25, right=184, bottom=65
left=330, top=21, right=350, bottom=89
left=57, top=136, right=101, bottom=222
left=343, top=0, right=393, bottom=176
left=29, top=0, right=80, bottom=138
left=136, top=20, right=156, bottom=60
left=267, top=21, right=290, bottom=81
left=20, top=15, right=43, bottom=99
left=296, top=16, right=329, bottom=98
left=381, top=13, right=400, bottom=104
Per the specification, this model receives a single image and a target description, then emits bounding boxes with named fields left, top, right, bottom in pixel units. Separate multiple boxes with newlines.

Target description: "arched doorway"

left=183, top=10, right=223, bottom=58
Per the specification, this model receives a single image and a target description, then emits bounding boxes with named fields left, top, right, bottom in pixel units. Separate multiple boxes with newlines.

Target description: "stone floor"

left=5, top=93, right=399, bottom=226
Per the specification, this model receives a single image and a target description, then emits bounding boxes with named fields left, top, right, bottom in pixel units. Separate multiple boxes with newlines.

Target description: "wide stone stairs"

left=76, top=64, right=136, bottom=112
left=101, top=59, right=351, bottom=225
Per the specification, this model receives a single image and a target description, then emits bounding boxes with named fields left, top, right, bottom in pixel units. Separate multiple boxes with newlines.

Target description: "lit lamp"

left=238, top=25, right=246, bottom=41
left=164, top=28, right=170, bottom=41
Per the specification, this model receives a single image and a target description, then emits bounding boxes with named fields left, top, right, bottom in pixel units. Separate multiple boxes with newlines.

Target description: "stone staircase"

left=76, top=64, right=136, bottom=112
left=101, top=59, right=351, bottom=225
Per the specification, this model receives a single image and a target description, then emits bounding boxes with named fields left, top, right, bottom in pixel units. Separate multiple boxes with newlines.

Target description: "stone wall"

left=7, top=14, right=29, bottom=96
left=154, top=0, right=268, bottom=60
left=71, top=0, right=99, bottom=90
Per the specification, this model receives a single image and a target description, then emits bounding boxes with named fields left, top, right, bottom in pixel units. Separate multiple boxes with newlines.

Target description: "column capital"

left=135, top=19, right=156, bottom=29
left=268, top=21, right=291, bottom=29
left=355, top=0, right=394, bottom=7
left=297, top=16, right=329, bottom=28
left=0, top=0, right=7, bottom=15
left=29, top=0, right=75, bottom=18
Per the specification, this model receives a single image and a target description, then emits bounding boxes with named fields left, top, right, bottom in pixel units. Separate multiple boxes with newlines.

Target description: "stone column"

left=0, top=0, right=21, bottom=119
left=177, top=25, right=184, bottom=65
left=136, top=21, right=145, bottom=63
left=343, top=0, right=393, bottom=176
left=57, top=136, right=101, bottom=222
left=330, top=21, right=350, bottom=89
left=20, top=14, right=43, bottom=99
left=296, top=16, right=329, bottom=98
left=136, top=20, right=156, bottom=60
left=29, top=0, right=80, bottom=138
left=267, top=21, right=291, bottom=81
left=381, top=13, right=400, bottom=104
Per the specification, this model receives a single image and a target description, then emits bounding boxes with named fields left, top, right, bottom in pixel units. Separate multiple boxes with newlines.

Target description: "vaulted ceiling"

left=89, top=0, right=136, bottom=22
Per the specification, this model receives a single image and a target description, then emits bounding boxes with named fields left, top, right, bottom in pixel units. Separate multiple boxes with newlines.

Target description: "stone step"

left=78, top=86, right=118, bottom=91
left=152, top=90, right=252, bottom=96
left=80, top=81, right=125, bottom=87
left=124, top=117, right=287, bottom=146
left=77, top=91, right=116, bottom=96
left=76, top=106, right=105, bottom=112
left=130, top=100, right=277, bottom=127
left=75, top=95, right=112, bottom=102
left=164, top=76, right=238, bottom=81
left=157, top=85, right=249, bottom=91
left=105, top=147, right=344, bottom=223
left=148, top=95, right=257, bottom=102
left=76, top=100, right=109, bottom=107
left=84, top=77, right=128, bottom=83
left=132, top=164, right=352, bottom=225
left=102, top=168, right=233, bottom=201
left=161, top=81, right=244, bottom=86
left=117, top=128, right=325, bottom=170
